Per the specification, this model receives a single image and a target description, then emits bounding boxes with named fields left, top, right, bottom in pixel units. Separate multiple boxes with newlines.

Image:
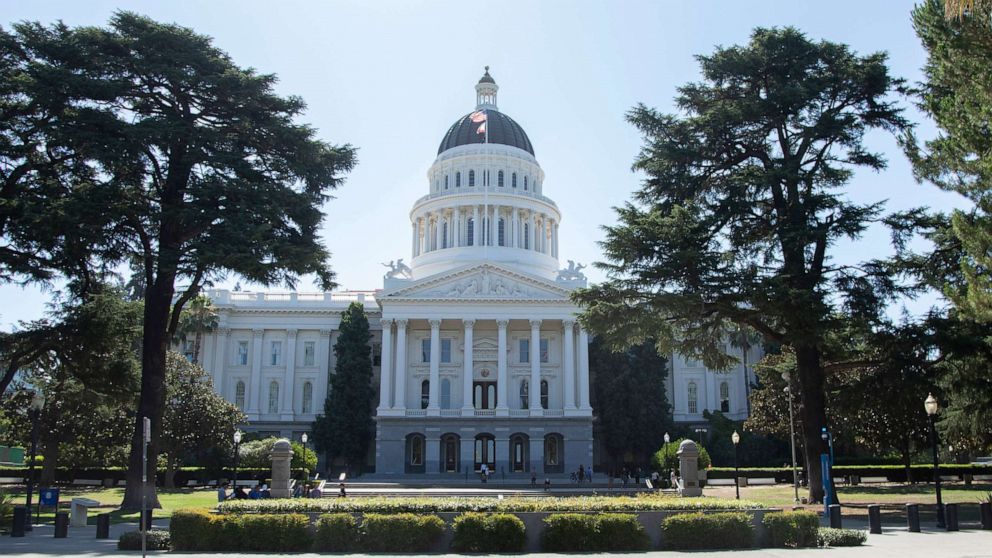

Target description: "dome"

left=437, top=110, right=534, bottom=156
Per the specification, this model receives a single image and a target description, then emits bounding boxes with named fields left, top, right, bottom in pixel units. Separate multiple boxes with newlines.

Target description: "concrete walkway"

left=1, top=519, right=988, bottom=557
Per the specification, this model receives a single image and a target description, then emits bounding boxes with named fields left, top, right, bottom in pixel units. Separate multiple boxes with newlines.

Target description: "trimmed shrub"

left=452, top=512, right=526, bottom=552
left=169, top=509, right=311, bottom=551
left=662, top=512, right=753, bottom=550
left=542, top=513, right=649, bottom=552
left=542, top=514, right=599, bottom=551
left=595, top=513, right=651, bottom=551
left=818, top=527, right=867, bottom=547
left=314, top=513, right=360, bottom=552
left=361, top=513, right=445, bottom=552
left=118, top=529, right=171, bottom=550
left=763, top=510, right=819, bottom=548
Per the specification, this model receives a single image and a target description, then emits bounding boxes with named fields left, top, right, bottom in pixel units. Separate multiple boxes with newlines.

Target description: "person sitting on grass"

left=248, top=484, right=261, bottom=499
left=217, top=482, right=229, bottom=502
left=234, top=485, right=248, bottom=499
left=260, top=484, right=271, bottom=498
left=293, top=481, right=304, bottom=498
left=309, top=484, right=322, bottom=498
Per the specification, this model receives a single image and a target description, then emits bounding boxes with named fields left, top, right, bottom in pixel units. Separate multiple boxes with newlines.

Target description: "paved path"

left=1, top=520, right=988, bottom=557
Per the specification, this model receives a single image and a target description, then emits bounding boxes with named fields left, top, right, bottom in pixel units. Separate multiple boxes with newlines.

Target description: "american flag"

left=470, top=110, right=487, bottom=123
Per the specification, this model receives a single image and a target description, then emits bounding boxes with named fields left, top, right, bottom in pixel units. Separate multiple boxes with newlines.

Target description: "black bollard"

left=868, top=504, right=882, bottom=534
left=95, top=513, right=111, bottom=539
left=10, top=506, right=28, bottom=537
left=945, top=503, right=959, bottom=531
left=54, top=512, right=69, bottom=538
left=981, top=502, right=992, bottom=530
left=829, top=503, right=842, bottom=529
left=142, top=509, right=153, bottom=531
left=906, top=503, right=921, bottom=532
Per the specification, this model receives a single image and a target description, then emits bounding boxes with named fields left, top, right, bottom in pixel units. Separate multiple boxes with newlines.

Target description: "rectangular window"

left=303, top=341, right=315, bottom=366
left=540, top=338, right=549, bottom=363
left=440, top=339, right=451, bottom=363
left=237, top=341, right=249, bottom=366
left=519, top=339, right=529, bottom=363
left=372, top=342, right=382, bottom=366
left=422, top=339, right=431, bottom=363
left=270, top=341, right=282, bottom=365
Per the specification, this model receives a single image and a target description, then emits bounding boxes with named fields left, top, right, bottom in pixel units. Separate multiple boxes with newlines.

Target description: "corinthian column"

left=529, top=320, right=541, bottom=412
left=562, top=320, right=576, bottom=410
left=427, top=319, right=441, bottom=414
left=496, top=320, right=509, bottom=415
left=377, top=319, right=393, bottom=412
left=462, top=319, right=475, bottom=413
left=394, top=319, right=408, bottom=411
left=578, top=326, right=591, bottom=411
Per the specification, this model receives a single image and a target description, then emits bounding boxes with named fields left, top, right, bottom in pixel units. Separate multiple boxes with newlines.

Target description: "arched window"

left=235, top=381, right=246, bottom=410
left=456, top=171, right=461, bottom=188
left=440, top=378, right=451, bottom=409
left=498, top=218, right=506, bottom=246
left=540, top=379, right=549, bottom=409
left=406, top=433, right=425, bottom=472
left=441, top=433, right=459, bottom=473
left=510, top=433, right=528, bottom=472
left=302, top=381, right=313, bottom=414
left=512, top=172, right=517, bottom=188
left=268, top=381, right=279, bottom=413
left=687, top=381, right=698, bottom=414
left=467, top=218, right=475, bottom=246
left=519, top=379, right=529, bottom=408
left=524, top=176, right=528, bottom=190
left=442, top=221, right=449, bottom=249
left=468, top=170, right=475, bottom=187
left=474, top=434, right=495, bottom=471
left=523, top=223, right=530, bottom=249
left=544, top=433, right=563, bottom=472
left=421, top=380, right=430, bottom=409
left=720, top=381, right=730, bottom=413
left=445, top=175, right=449, bottom=189
left=498, top=170, right=504, bottom=187
left=482, top=217, right=490, bottom=245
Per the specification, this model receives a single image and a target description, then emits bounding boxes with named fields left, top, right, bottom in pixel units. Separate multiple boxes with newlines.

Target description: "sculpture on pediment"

left=557, top=260, right=587, bottom=281
left=382, top=259, right=413, bottom=279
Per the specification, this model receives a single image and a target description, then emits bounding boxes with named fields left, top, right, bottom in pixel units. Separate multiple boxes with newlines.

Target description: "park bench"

left=0, top=476, right=24, bottom=484
left=939, top=475, right=959, bottom=482
left=860, top=476, right=889, bottom=483
left=71, top=479, right=103, bottom=487
left=70, top=497, right=101, bottom=527
left=972, top=474, right=992, bottom=481
left=748, top=478, right=777, bottom=486
left=707, top=478, right=736, bottom=486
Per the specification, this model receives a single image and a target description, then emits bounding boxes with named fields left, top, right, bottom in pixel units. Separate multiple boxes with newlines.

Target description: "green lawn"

left=2, top=487, right=218, bottom=525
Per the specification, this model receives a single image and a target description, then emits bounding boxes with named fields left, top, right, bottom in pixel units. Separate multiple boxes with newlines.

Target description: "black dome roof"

left=437, top=110, right=534, bottom=156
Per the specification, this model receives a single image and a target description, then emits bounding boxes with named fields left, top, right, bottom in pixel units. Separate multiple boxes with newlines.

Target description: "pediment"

left=381, top=263, right=573, bottom=302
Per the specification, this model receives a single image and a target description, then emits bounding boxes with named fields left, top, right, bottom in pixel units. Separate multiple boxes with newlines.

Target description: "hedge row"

left=542, top=513, right=649, bottom=551
left=218, top=494, right=761, bottom=514
left=707, top=464, right=992, bottom=482
left=0, top=466, right=307, bottom=485
left=662, top=512, right=753, bottom=550
left=763, top=510, right=820, bottom=548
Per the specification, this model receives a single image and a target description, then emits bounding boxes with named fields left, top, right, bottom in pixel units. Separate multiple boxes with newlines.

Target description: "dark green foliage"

left=169, top=509, right=312, bottom=552
left=575, top=27, right=908, bottom=503
left=117, top=529, right=171, bottom=550
left=763, top=510, right=820, bottom=548
left=451, top=512, right=527, bottom=552
left=0, top=489, right=12, bottom=533
left=817, top=527, right=867, bottom=547
left=589, top=338, right=671, bottom=465
left=541, top=513, right=649, bottom=552
left=661, top=512, right=753, bottom=550
left=313, top=302, right=374, bottom=470
left=314, top=513, right=360, bottom=552
left=360, top=513, right=445, bottom=552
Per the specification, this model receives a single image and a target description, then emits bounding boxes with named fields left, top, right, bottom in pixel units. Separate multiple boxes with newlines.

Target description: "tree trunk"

left=120, top=274, right=176, bottom=511
left=39, top=432, right=59, bottom=487
left=903, top=444, right=914, bottom=484
left=795, top=344, right=829, bottom=504
left=164, top=454, right=176, bottom=489
left=192, top=331, right=202, bottom=365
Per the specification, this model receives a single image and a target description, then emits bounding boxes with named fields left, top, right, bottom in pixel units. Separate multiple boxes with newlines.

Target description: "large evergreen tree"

left=312, top=302, right=374, bottom=473
left=589, top=338, right=671, bottom=467
left=575, top=28, right=907, bottom=502
left=0, top=13, right=356, bottom=509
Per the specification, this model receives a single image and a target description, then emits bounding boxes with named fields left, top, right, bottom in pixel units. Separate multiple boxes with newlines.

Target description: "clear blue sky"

left=0, top=0, right=964, bottom=328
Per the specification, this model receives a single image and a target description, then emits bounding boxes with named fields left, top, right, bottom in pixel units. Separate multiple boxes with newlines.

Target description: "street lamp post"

left=782, top=371, right=800, bottom=504
left=731, top=430, right=741, bottom=500
left=301, top=433, right=309, bottom=482
left=663, top=432, right=671, bottom=487
left=232, top=430, right=242, bottom=489
left=925, top=393, right=945, bottom=528
left=25, top=391, right=45, bottom=532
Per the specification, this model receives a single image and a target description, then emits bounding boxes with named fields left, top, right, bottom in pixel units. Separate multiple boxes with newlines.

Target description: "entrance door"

left=473, top=381, right=497, bottom=409
left=442, top=434, right=459, bottom=473
left=474, top=434, right=495, bottom=471
left=511, top=435, right=528, bottom=472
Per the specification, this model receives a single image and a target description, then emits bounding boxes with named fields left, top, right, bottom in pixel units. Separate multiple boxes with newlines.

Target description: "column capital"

left=286, top=328, right=298, bottom=337
left=428, top=319, right=442, bottom=329
left=562, top=319, right=576, bottom=330
left=529, top=319, right=542, bottom=329
left=463, top=319, right=476, bottom=329
left=319, top=329, right=332, bottom=338
left=496, top=319, right=509, bottom=329
left=380, top=318, right=395, bottom=329
left=251, top=328, right=264, bottom=336
left=219, top=327, right=232, bottom=337
left=395, top=318, right=408, bottom=328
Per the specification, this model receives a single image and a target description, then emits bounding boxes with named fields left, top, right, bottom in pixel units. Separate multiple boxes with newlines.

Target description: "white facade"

left=667, top=344, right=762, bottom=424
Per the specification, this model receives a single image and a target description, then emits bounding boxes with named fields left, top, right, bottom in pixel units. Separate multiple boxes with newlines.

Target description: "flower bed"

left=218, top=494, right=762, bottom=515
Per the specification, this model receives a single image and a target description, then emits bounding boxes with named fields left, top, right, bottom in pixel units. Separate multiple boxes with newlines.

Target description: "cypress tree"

left=313, top=302, right=374, bottom=472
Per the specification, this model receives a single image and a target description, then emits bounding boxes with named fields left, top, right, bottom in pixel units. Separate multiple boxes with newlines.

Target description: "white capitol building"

left=194, top=69, right=757, bottom=474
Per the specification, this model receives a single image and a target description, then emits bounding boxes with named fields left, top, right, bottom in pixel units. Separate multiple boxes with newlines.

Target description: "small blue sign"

left=39, top=488, right=59, bottom=506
